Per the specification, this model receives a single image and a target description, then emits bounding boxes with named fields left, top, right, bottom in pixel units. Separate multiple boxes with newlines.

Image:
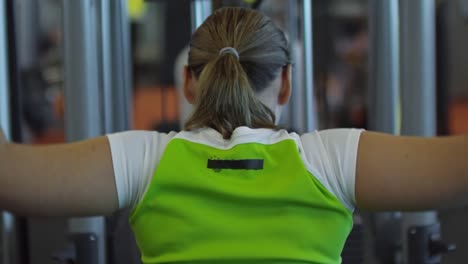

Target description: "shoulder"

left=300, top=128, right=364, bottom=143
left=296, top=128, right=365, bottom=211
left=106, top=130, right=179, bottom=209
left=106, top=130, right=179, bottom=159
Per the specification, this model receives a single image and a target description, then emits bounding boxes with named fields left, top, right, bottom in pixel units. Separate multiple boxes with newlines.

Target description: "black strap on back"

left=207, top=159, right=264, bottom=170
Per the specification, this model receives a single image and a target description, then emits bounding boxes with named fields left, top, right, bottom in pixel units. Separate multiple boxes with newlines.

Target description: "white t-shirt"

left=107, top=127, right=363, bottom=212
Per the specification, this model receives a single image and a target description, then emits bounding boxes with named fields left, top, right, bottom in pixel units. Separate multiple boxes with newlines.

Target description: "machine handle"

left=429, top=236, right=456, bottom=256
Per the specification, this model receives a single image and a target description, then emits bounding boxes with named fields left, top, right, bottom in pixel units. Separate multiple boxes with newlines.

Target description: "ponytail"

left=184, top=52, right=277, bottom=139
left=184, top=7, right=290, bottom=139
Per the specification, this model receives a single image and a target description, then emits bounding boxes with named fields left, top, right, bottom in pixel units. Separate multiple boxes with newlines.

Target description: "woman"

left=0, top=7, right=467, bottom=264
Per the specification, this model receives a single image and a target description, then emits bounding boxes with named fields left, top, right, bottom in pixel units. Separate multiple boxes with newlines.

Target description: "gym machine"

left=0, top=0, right=12, bottom=262
left=369, top=0, right=455, bottom=263
left=55, top=0, right=132, bottom=263
left=1, top=0, right=30, bottom=263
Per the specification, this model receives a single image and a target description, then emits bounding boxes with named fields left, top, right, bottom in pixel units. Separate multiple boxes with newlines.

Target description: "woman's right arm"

left=0, top=127, right=119, bottom=217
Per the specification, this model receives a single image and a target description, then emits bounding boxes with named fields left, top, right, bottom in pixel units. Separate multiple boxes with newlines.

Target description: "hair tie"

left=219, top=47, right=240, bottom=60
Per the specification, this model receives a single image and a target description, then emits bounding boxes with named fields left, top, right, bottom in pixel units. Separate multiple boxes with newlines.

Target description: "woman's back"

left=110, top=127, right=362, bottom=263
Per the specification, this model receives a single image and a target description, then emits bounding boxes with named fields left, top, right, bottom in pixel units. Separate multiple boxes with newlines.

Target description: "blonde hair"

left=184, top=7, right=290, bottom=139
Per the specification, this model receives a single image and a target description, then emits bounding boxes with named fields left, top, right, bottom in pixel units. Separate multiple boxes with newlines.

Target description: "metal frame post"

left=17, top=0, right=39, bottom=69
left=286, top=0, right=299, bottom=128
left=289, top=0, right=316, bottom=133
left=0, top=1, right=9, bottom=139
left=368, top=0, right=400, bottom=134
left=63, top=1, right=106, bottom=264
left=302, top=0, right=316, bottom=132
left=0, top=0, right=11, bottom=262
left=98, top=0, right=132, bottom=134
left=110, top=0, right=132, bottom=132
left=174, top=0, right=211, bottom=128
left=191, top=0, right=212, bottom=32
left=400, top=0, right=436, bottom=136
left=63, top=0, right=103, bottom=139
left=99, top=0, right=113, bottom=133
left=400, top=0, right=439, bottom=263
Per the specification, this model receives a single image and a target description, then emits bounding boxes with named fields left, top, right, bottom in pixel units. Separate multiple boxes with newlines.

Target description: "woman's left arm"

left=0, top=127, right=118, bottom=217
left=356, top=132, right=468, bottom=211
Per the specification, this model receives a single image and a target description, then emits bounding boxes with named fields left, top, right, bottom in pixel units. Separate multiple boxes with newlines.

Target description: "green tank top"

left=129, top=136, right=353, bottom=264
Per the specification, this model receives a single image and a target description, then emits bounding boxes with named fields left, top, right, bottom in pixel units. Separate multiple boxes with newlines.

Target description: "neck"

left=256, top=92, right=281, bottom=124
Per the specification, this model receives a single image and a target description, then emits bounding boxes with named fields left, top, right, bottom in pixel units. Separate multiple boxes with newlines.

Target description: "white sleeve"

left=106, top=131, right=176, bottom=209
left=299, top=129, right=364, bottom=211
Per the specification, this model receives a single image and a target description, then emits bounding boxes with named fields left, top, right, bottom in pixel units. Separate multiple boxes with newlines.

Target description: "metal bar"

left=436, top=2, right=450, bottom=136
left=110, top=0, right=132, bottom=132
left=399, top=0, right=438, bottom=263
left=191, top=0, right=212, bottom=32
left=7, top=0, right=22, bottom=144
left=0, top=2, right=11, bottom=263
left=71, top=234, right=99, bottom=264
left=97, top=0, right=132, bottom=134
left=62, top=1, right=106, bottom=264
left=368, top=0, right=400, bottom=134
left=0, top=1, right=9, bottom=138
left=287, top=0, right=303, bottom=130
left=63, top=0, right=103, bottom=139
left=302, top=0, right=316, bottom=132
left=0, top=0, right=14, bottom=264
left=17, top=0, right=39, bottom=69
left=99, top=0, right=113, bottom=133
left=400, top=0, right=436, bottom=137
